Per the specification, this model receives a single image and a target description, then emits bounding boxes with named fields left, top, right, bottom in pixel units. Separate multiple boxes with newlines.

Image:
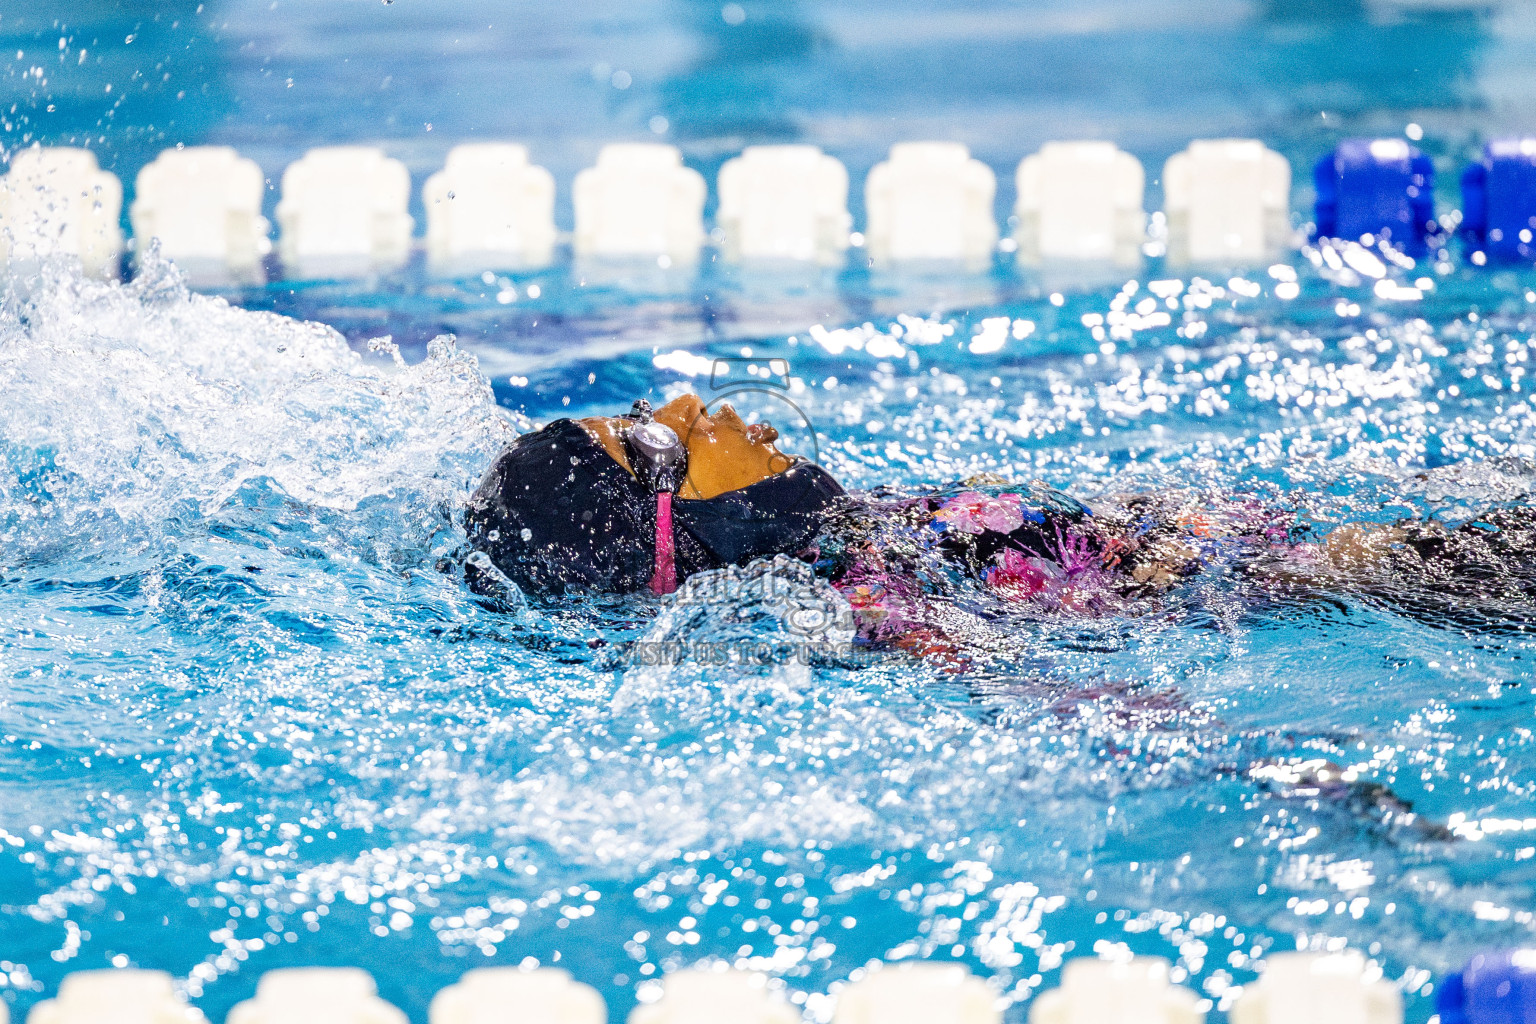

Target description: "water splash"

left=2, top=258, right=1536, bottom=1023
left=0, top=256, right=512, bottom=569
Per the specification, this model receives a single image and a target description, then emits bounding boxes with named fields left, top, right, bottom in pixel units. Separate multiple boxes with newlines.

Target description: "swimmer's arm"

left=1123, top=538, right=1200, bottom=591
left=1247, top=522, right=1410, bottom=587
left=1128, top=559, right=1182, bottom=590
left=1318, top=522, right=1410, bottom=571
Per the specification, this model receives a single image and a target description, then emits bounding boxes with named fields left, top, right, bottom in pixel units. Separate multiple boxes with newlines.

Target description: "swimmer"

left=464, top=394, right=843, bottom=596
left=1301, top=506, right=1536, bottom=632
left=465, top=393, right=1536, bottom=645
left=464, top=394, right=1506, bottom=840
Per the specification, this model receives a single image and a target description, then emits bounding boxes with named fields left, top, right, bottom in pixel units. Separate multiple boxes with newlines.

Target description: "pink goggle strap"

left=649, top=491, right=678, bottom=595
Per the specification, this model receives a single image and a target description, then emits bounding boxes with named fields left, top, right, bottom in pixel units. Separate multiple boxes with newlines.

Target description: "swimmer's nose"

left=747, top=422, right=778, bottom=445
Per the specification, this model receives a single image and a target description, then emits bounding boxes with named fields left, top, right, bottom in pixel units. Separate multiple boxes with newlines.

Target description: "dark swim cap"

left=465, top=418, right=845, bottom=595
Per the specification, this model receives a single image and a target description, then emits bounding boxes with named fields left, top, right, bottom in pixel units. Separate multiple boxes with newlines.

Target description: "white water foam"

left=0, top=257, right=514, bottom=565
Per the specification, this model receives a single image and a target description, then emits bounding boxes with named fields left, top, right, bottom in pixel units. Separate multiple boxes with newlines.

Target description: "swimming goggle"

left=621, top=400, right=689, bottom=595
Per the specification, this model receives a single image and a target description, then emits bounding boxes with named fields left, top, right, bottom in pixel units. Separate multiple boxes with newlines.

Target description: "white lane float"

left=629, top=967, right=800, bottom=1024
left=26, top=969, right=205, bottom=1024
left=834, top=962, right=999, bottom=1024
left=573, top=143, right=706, bottom=263
left=865, top=141, right=998, bottom=268
left=1015, top=141, right=1145, bottom=266
left=1165, top=139, right=1291, bottom=265
left=429, top=967, right=605, bottom=1024
left=131, top=145, right=270, bottom=285
left=1229, top=951, right=1402, bottom=1024
left=0, top=146, right=124, bottom=279
left=1028, top=956, right=1205, bottom=1024
left=227, top=967, right=407, bottom=1024
left=717, top=144, right=851, bottom=265
left=424, top=142, right=558, bottom=275
left=275, top=145, right=413, bottom=279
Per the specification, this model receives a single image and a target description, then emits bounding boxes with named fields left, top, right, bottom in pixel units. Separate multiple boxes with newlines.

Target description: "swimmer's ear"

left=670, top=408, right=714, bottom=499
left=678, top=469, right=704, bottom=500
left=578, top=417, right=634, bottom=475
left=678, top=406, right=711, bottom=445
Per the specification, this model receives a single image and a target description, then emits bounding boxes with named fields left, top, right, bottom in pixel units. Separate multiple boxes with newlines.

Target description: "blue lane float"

left=1438, top=949, right=1536, bottom=1024
left=1461, top=138, right=1536, bottom=263
left=1313, top=138, right=1437, bottom=251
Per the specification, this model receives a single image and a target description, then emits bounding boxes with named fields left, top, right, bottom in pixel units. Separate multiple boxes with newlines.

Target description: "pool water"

left=5, top=2, right=1536, bottom=1022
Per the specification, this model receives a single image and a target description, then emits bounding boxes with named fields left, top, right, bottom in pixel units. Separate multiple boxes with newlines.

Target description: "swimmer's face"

left=578, top=393, right=794, bottom=500
left=654, top=393, right=794, bottom=499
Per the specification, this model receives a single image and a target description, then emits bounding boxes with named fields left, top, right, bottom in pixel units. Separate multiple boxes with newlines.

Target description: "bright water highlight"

left=7, top=0, right=1536, bottom=1019
left=2, top=251, right=1535, bottom=1022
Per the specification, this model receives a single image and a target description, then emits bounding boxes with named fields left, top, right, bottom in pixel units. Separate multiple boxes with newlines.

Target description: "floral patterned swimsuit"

left=815, top=484, right=1294, bottom=652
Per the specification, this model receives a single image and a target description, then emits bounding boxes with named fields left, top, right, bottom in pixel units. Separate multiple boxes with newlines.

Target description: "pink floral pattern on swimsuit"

left=984, top=548, right=1053, bottom=598
left=932, top=491, right=1026, bottom=535
left=834, top=554, right=925, bottom=641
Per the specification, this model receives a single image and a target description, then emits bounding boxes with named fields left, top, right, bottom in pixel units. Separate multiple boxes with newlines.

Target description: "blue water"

left=5, top=2, right=1536, bottom=1022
